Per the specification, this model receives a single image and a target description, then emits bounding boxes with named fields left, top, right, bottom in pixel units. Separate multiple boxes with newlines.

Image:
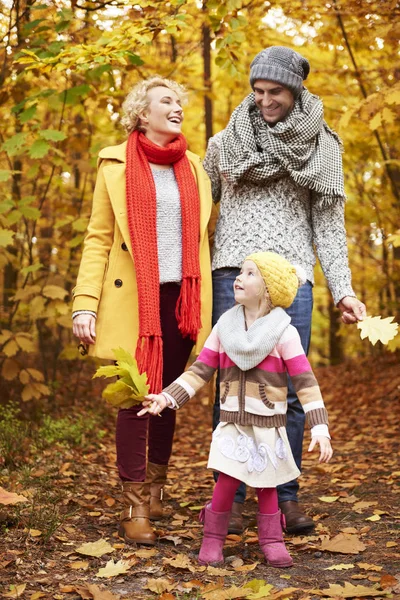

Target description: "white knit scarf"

left=219, top=88, right=345, bottom=206
left=217, top=305, right=291, bottom=371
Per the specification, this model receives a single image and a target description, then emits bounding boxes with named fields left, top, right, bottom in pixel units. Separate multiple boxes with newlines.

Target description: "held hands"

left=138, top=393, right=168, bottom=417
left=72, top=314, right=96, bottom=345
left=337, top=296, right=366, bottom=325
left=308, top=436, right=333, bottom=463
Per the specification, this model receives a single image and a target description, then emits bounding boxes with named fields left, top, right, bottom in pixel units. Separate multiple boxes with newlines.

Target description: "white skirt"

left=207, top=422, right=300, bottom=489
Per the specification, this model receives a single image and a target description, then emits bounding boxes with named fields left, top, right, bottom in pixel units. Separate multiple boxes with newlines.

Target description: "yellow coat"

left=72, top=141, right=216, bottom=360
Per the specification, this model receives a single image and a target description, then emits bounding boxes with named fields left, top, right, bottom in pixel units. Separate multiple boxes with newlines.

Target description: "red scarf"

left=126, top=130, right=202, bottom=393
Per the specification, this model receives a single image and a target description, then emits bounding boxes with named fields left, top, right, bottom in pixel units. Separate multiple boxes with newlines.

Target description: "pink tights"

left=211, top=472, right=278, bottom=514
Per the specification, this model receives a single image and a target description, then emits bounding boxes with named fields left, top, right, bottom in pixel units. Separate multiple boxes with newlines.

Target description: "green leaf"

left=0, top=171, right=13, bottom=183
left=72, top=217, right=89, bottom=232
left=68, top=234, right=84, bottom=248
left=20, top=263, right=43, bottom=276
left=0, top=229, right=15, bottom=248
left=61, top=85, right=91, bottom=106
left=126, top=52, right=144, bottom=66
left=39, top=129, right=66, bottom=142
left=23, top=18, right=46, bottom=32
left=102, top=379, right=141, bottom=409
left=0, top=199, right=15, bottom=213
left=2, top=133, right=27, bottom=156
left=55, top=20, right=70, bottom=33
left=112, top=347, right=135, bottom=366
left=19, top=105, right=37, bottom=123
left=93, top=364, right=123, bottom=379
left=29, top=139, right=50, bottom=159
left=19, top=205, right=41, bottom=220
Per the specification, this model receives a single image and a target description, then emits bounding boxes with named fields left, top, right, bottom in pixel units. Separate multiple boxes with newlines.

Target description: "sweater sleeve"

left=278, top=326, right=329, bottom=429
left=311, top=196, right=355, bottom=305
left=203, top=135, right=222, bottom=204
left=162, top=326, right=220, bottom=408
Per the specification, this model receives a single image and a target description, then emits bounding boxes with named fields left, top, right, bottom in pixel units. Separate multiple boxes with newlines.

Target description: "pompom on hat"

left=245, top=251, right=306, bottom=309
left=249, top=46, right=310, bottom=99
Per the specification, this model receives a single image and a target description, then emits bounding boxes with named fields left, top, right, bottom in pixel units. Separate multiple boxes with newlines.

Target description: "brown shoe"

left=279, top=500, right=315, bottom=535
left=146, top=462, right=168, bottom=521
left=228, top=502, right=244, bottom=534
left=118, top=481, right=156, bottom=545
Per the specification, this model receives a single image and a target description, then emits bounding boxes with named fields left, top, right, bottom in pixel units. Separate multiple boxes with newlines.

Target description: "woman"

left=72, top=76, right=216, bottom=545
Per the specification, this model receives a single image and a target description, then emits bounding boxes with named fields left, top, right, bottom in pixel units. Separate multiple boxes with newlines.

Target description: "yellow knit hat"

left=245, top=251, right=304, bottom=309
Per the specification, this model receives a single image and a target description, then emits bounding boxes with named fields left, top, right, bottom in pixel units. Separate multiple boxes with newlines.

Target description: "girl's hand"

left=73, top=314, right=96, bottom=345
left=308, top=436, right=333, bottom=463
left=138, top=394, right=168, bottom=417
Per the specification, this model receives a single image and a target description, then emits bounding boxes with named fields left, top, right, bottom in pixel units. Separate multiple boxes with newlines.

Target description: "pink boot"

left=198, top=503, right=231, bottom=565
left=257, top=510, right=293, bottom=568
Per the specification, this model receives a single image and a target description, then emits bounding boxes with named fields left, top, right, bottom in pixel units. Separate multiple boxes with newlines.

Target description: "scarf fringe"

left=135, top=335, right=163, bottom=394
left=175, top=277, right=202, bottom=341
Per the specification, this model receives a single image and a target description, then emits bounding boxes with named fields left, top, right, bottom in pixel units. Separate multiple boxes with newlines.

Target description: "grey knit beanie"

left=250, top=46, right=310, bottom=98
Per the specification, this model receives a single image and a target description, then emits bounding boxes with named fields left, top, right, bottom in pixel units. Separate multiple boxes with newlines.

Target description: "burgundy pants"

left=116, top=283, right=194, bottom=481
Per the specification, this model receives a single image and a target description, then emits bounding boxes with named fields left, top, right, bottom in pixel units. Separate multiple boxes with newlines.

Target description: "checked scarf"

left=219, top=88, right=345, bottom=206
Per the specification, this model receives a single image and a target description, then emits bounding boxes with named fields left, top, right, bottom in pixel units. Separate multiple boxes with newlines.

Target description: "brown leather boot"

left=118, top=482, right=156, bottom=545
left=227, top=501, right=244, bottom=534
left=278, top=501, right=315, bottom=535
left=147, top=462, right=168, bottom=521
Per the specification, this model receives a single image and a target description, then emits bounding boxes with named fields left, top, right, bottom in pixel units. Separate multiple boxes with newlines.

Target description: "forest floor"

left=1, top=353, right=400, bottom=600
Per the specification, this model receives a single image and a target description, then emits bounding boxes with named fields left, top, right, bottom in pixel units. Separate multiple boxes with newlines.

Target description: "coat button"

left=121, top=242, right=128, bottom=251
left=114, top=279, right=123, bottom=288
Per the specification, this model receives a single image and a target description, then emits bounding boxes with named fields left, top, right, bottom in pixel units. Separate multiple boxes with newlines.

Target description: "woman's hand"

left=138, top=394, right=168, bottom=416
left=308, top=436, right=333, bottom=463
left=72, top=314, right=96, bottom=345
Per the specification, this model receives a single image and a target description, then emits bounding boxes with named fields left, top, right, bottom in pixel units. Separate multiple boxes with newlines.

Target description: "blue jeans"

left=212, top=268, right=313, bottom=504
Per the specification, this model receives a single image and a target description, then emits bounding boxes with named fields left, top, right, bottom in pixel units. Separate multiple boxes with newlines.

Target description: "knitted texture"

left=126, top=131, right=201, bottom=393
left=246, top=252, right=299, bottom=309
left=250, top=46, right=310, bottom=98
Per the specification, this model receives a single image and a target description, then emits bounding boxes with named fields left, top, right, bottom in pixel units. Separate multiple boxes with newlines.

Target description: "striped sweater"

left=164, top=323, right=328, bottom=430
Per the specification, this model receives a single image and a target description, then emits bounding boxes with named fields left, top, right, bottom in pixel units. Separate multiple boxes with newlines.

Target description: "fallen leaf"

left=28, top=529, right=42, bottom=537
left=105, top=498, right=115, bottom=507
left=380, top=574, right=399, bottom=589
left=3, top=585, right=27, bottom=599
left=319, top=496, right=339, bottom=503
left=386, top=541, right=397, bottom=547
left=76, top=539, right=115, bottom=557
left=358, top=315, right=398, bottom=345
left=365, top=514, right=381, bottom=522
left=320, top=533, right=366, bottom=554
left=201, top=586, right=249, bottom=599
left=162, top=553, right=192, bottom=570
left=206, top=566, right=232, bottom=576
left=234, top=561, right=259, bottom=572
left=30, top=593, right=46, bottom=600
left=0, top=488, right=28, bottom=505
left=358, top=563, right=383, bottom=571
left=134, top=548, right=158, bottom=558
left=325, top=563, right=355, bottom=570
left=318, top=581, right=390, bottom=597
left=74, top=584, right=120, bottom=600
left=145, top=578, right=176, bottom=593
left=68, top=561, right=89, bottom=570
left=96, top=559, right=131, bottom=578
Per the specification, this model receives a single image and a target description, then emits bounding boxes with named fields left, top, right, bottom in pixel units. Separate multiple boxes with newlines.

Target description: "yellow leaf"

left=0, top=487, right=28, bottom=505
left=386, top=541, right=397, bottom=547
left=15, top=334, right=35, bottom=352
left=162, top=553, right=192, bottom=569
left=202, top=586, right=249, bottom=599
left=320, top=533, right=366, bottom=554
left=234, top=561, right=259, bottom=572
left=68, top=561, right=89, bottom=570
left=366, top=514, right=381, bottom=522
left=145, top=578, right=176, bottom=593
left=382, top=107, right=395, bottom=124
left=0, top=329, right=13, bottom=344
left=134, top=548, right=158, bottom=558
left=96, top=559, right=131, bottom=578
left=369, top=111, right=382, bottom=130
left=319, top=496, right=339, bottom=503
left=42, top=284, right=68, bottom=300
left=76, top=538, right=115, bottom=557
left=1, top=358, right=19, bottom=381
left=357, top=315, right=399, bottom=345
left=358, top=562, right=383, bottom=571
left=325, top=563, right=355, bottom=570
left=31, top=593, right=46, bottom=600
left=318, top=582, right=390, bottom=597
left=26, top=368, right=44, bottom=381
left=29, top=529, right=42, bottom=537
left=206, top=566, right=232, bottom=576
left=386, top=88, right=400, bottom=105
left=3, top=584, right=27, bottom=598
left=3, top=339, right=19, bottom=357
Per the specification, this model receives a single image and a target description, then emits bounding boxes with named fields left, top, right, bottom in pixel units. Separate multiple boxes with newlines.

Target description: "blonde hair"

left=121, top=76, right=188, bottom=134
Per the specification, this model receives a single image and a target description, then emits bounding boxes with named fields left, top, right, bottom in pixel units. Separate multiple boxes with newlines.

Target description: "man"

left=203, top=46, right=366, bottom=535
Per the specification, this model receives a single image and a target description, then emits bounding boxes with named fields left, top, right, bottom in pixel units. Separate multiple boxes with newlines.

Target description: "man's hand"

left=308, top=436, right=333, bottom=463
left=337, top=296, right=366, bottom=324
left=72, top=314, right=96, bottom=345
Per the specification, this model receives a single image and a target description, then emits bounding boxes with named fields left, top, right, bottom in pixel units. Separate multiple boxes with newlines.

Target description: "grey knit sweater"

left=203, top=131, right=355, bottom=305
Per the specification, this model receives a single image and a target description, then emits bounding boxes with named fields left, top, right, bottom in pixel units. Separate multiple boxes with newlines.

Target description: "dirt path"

left=1, top=354, right=399, bottom=599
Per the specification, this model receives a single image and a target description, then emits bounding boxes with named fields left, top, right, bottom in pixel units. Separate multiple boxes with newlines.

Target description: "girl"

left=139, top=251, right=332, bottom=567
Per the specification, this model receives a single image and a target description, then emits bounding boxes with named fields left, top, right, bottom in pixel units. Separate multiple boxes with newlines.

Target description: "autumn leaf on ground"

left=358, top=563, right=383, bottom=571
left=145, top=578, right=176, bottom=593
left=319, top=496, right=339, bottom=503
left=96, top=559, right=131, bottom=578
left=3, top=585, right=27, bottom=599
left=162, top=553, right=193, bottom=570
left=0, top=488, right=28, bottom=505
left=244, top=580, right=274, bottom=599
left=316, top=581, right=390, bottom=597
left=201, top=586, right=249, bottom=599
left=75, top=539, right=115, bottom=557
left=357, top=315, right=398, bottom=345
left=325, top=563, right=354, bottom=570
left=74, top=584, right=120, bottom=600
left=320, top=533, right=366, bottom=554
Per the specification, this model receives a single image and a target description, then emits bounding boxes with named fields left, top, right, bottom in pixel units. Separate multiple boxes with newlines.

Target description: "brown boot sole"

left=118, top=526, right=156, bottom=546
left=284, top=522, right=315, bottom=535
